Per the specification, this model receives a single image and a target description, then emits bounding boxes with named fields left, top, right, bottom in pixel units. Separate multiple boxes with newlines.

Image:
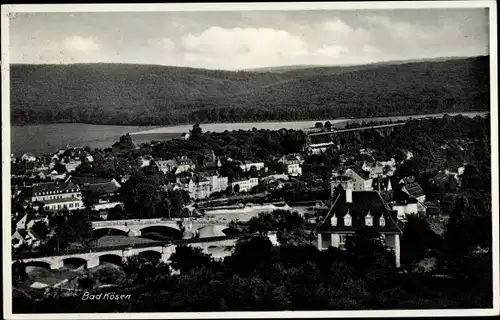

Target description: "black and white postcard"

left=2, top=1, right=498, bottom=319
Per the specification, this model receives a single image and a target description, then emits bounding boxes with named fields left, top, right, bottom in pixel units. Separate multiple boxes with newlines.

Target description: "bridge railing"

left=308, top=122, right=405, bottom=136
left=13, top=233, right=260, bottom=261
left=91, top=218, right=183, bottom=227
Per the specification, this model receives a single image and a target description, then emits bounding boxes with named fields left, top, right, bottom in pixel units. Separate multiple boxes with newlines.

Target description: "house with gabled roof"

left=279, top=154, right=303, bottom=176
left=12, top=229, right=42, bottom=249
left=372, top=176, right=393, bottom=193
left=316, top=187, right=403, bottom=267
left=389, top=189, right=419, bottom=221
left=21, top=152, right=37, bottom=162
left=344, top=167, right=373, bottom=191
left=402, top=182, right=426, bottom=204
left=154, top=159, right=179, bottom=174
left=30, top=178, right=83, bottom=212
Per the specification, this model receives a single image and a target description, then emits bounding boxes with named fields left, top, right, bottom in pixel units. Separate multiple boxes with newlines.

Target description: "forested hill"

left=11, top=56, right=490, bottom=126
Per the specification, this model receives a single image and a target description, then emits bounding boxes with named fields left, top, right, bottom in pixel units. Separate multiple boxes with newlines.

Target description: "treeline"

left=11, top=56, right=489, bottom=126
left=13, top=230, right=492, bottom=313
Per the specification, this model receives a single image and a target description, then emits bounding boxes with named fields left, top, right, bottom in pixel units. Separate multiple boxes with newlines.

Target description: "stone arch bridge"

left=91, top=218, right=229, bottom=237
left=16, top=233, right=276, bottom=270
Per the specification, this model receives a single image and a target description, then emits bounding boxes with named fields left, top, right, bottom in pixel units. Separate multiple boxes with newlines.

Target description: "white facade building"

left=232, top=178, right=259, bottom=192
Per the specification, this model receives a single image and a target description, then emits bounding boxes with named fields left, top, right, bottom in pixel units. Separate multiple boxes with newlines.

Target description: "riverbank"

left=10, top=110, right=489, bottom=156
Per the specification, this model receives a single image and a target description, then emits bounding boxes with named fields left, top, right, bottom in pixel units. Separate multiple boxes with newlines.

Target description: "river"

left=10, top=111, right=488, bottom=156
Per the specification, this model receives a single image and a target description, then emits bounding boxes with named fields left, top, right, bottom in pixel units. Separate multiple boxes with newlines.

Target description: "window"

left=344, top=213, right=352, bottom=226
left=379, top=216, right=386, bottom=227
left=339, top=234, right=348, bottom=245
left=365, top=213, right=373, bottom=226
left=331, top=215, right=337, bottom=226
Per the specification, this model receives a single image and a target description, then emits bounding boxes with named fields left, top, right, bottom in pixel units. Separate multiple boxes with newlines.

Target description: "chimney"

left=345, top=185, right=353, bottom=203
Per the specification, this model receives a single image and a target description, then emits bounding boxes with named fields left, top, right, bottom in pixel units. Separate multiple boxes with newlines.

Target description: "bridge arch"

left=139, top=225, right=182, bottom=240
left=23, top=260, right=51, bottom=270
left=93, top=227, right=129, bottom=238
left=98, top=254, right=123, bottom=266
left=63, top=257, right=88, bottom=270
left=136, top=249, right=162, bottom=262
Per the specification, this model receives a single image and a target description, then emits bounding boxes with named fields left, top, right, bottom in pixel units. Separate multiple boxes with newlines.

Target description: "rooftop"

left=317, top=190, right=401, bottom=234
left=403, top=182, right=425, bottom=198
left=81, top=182, right=120, bottom=195
left=32, top=180, right=79, bottom=195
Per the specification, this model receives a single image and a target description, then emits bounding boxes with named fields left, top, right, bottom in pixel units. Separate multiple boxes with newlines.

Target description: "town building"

left=344, top=168, right=373, bottom=191
left=64, top=160, right=82, bottom=173
left=176, top=156, right=196, bottom=175
left=208, top=175, right=229, bottom=193
left=138, top=155, right=154, bottom=168
left=371, top=176, right=393, bottom=192
left=330, top=173, right=354, bottom=196
left=389, top=189, right=419, bottom=221
left=12, top=229, right=41, bottom=249
left=239, top=161, right=266, bottom=172
left=316, top=187, right=403, bottom=267
left=231, top=177, right=259, bottom=192
left=30, top=179, right=83, bottom=211
left=187, top=178, right=212, bottom=200
left=401, top=182, right=426, bottom=204
left=154, top=159, right=178, bottom=174
left=279, top=154, right=303, bottom=177
left=21, top=152, right=37, bottom=162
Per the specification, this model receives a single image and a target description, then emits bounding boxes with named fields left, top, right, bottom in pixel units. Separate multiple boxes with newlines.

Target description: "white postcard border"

left=2, top=1, right=498, bottom=319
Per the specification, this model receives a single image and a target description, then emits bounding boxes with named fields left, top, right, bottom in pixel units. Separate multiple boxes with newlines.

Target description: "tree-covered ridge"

left=11, top=56, right=489, bottom=125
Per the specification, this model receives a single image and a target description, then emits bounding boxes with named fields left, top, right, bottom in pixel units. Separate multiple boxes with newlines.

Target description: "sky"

left=9, top=8, right=490, bottom=70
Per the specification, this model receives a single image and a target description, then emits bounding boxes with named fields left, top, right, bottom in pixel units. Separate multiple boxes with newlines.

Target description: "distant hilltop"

left=10, top=55, right=490, bottom=126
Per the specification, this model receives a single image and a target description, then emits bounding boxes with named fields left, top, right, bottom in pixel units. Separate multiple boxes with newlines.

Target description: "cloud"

left=181, top=26, right=309, bottom=69
left=148, top=37, right=177, bottom=51
left=64, top=36, right=100, bottom=52
left=317, top=45, right=349, bottom=57
left=322, top=18, right=353, bottom=33
left=361, top=44, right=381, bottom=55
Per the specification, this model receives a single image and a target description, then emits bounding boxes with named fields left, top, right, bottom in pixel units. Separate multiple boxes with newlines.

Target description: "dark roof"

left=372, top=177, right=392, bottom=191
left=425, top=201, right=440, bottom=215
left=72, top=176, right=114, bottom=185
left=14, top=229, right=29, bottom=238
left=81, top=182, right=119, bottom=195
left=317, top=190, right=402, bottom=233
left=403, top=182, right=425, bottom=198
left=430, top=171, right=449, bottom=183
left=31, top=181, right=79, bottom=195
left=392, top=189, right=419, bottom=204
left=352, top=167, right=371, bottom=180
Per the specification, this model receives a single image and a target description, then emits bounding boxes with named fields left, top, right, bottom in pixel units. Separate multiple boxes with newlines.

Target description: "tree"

left=248, top=212, right=278, bottom=236
left=82, top=189, right=101, bottom=210
left=47, top=211, right=94, bottom=251
left=189, top=124, right=203, bottom=141
left=233, top=184, right=240, bottom=193
left=401, top=216, right=441, bottom=271
left=324, top=121, right=332, bottom=131
left=445, top=193, right=491, bottom=255
left=315, top=122, right=323, bottom=128
left=118, top=133, right=135, bottom=150
left=345, top=228, right=396, bottom=285
left=12, top=261, right=28, bottom=286
left=53, top=162, right=66, bottom=174
left=30, top=220, right=49, bottom=241
left=170, top=245, right=213, bottom=274
left=225, top=236, right=275, bottom=276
